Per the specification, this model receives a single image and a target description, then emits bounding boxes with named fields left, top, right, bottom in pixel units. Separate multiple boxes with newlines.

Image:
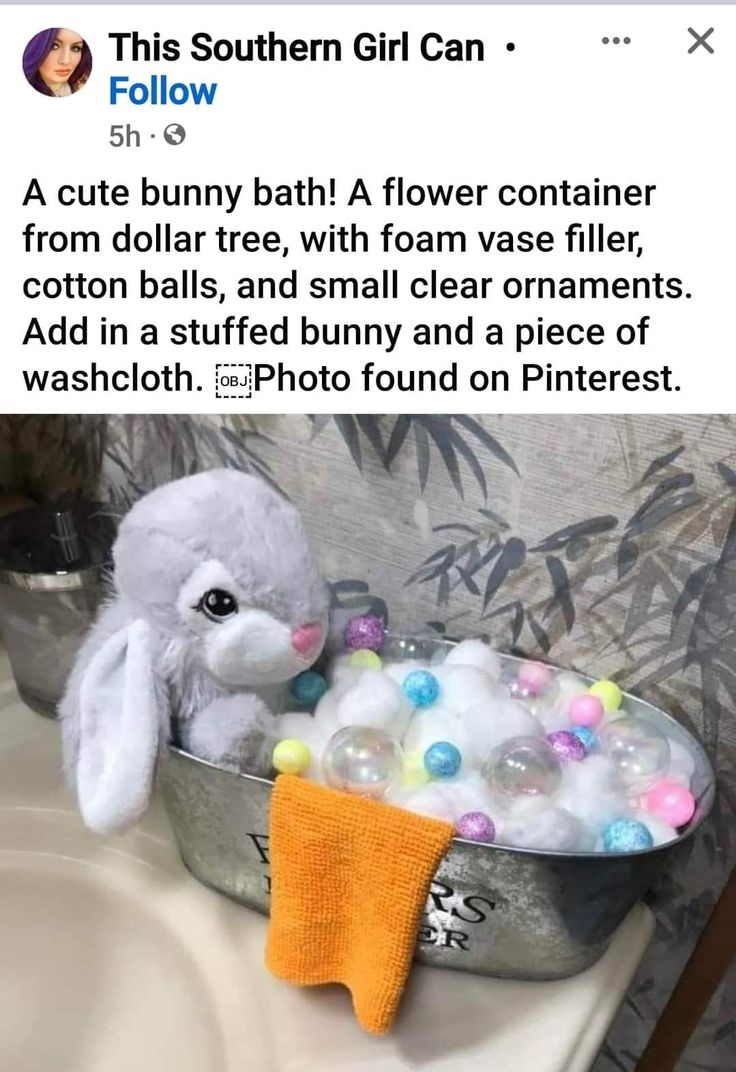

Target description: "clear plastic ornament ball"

left=322, top=726, right=403, bottom=799
left=483, top=735, right=562, bottom=797
left=517, top=661, right=554, bottom=697
left=508, top=675, right=561, bottom=722
left=598, top=717, right=671, bottom=793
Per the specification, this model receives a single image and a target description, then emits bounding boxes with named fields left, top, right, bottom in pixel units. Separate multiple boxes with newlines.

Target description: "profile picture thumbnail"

left=23, top=27, right=92, bottom=97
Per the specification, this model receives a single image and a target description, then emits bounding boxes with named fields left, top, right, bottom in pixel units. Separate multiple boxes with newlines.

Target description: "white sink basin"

left=0, top=652, right=654, bottom=1072
left=0, top=806, right=270, bottom=1072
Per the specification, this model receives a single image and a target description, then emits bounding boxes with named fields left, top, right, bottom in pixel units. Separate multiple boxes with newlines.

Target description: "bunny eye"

left=199, top=588, right=239, bottom=622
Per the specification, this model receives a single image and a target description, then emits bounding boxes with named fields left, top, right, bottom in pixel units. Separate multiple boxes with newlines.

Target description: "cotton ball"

left=525, top=671, right=585, bottom=734
left=444, top=639, right=502, bottom=681
left=489, top=794, right=551, bottom=845
left=273, top=711, right=334, bottom=782
left=629, top=810, right=678, bottom=848
left=524, top=679, right=581, bottom=732
left=432, top=664, right=505, bottom=716
left=556, top=754, right=628, bottom=831
left=312, top=688, right=343, bottom=733
left=447, top=770, right=496, bottom=818
left=326, top=653, right=364, bottom=693
left=500, top=806, right=593, bottom=852
left=564, top=752, right=619, bottom=793
left=534, top=703, right=577, bottom=734
left=503, top=673, right=568, bottom=732
left=403, top=758, right=483, bottom=812
left=274, top=710, right=325, bottom=745
left=459, top=698, right=544, bottom=761
left=576, top=822, right=599, bottom=852
left=390, top=783, right=457, bottom=823
left=403, top=706, right=473, bottom=760
left=667, top=737, right=696, bottom=788
left=555, top=672, right=589, bottom=711
left=335, top=669, right=412, bottom=737
left=327, top=652, right=351, bottom=683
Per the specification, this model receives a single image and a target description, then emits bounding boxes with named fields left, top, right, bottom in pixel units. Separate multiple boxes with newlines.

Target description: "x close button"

left=688, top=27, right=715, bottom=54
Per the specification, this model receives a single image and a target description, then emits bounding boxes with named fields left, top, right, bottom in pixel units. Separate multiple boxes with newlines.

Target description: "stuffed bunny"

left=60, top=469, right=328, bottom=835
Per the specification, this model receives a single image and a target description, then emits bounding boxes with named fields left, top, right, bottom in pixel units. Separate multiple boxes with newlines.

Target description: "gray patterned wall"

left=0, top=413, right=733, bottom=1070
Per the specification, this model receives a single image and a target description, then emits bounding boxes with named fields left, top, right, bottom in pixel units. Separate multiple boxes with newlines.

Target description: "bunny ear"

left=76, top=619, right=164, bottom=834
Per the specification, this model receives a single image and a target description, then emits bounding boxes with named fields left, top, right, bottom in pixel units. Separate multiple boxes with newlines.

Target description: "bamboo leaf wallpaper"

left=0, top=412, right=733, bottom=1071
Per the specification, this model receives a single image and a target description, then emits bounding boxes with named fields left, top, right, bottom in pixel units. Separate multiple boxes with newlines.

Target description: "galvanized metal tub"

left=159, top=643, right=715, bottom=981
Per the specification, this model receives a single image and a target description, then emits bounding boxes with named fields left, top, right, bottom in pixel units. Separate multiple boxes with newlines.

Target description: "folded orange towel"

left=265, top=774, right=454, bottom=1034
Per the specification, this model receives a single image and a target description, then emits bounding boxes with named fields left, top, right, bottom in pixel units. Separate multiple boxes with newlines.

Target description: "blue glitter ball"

left=602, top=818, right=654, bottom=853
left=571, top=726, right=597, bottom=752
left=290, top=670, right=328, bottom=706
left=402, top=670, right=440, bottom=708
left=424, top=741, right=462, bottom=779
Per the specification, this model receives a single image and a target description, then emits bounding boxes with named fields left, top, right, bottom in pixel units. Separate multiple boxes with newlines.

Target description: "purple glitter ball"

left=455, top=811, right=496, bottom=843
left=344, top=613, right=386, bottom=652
left=546, top=730, right=586, bottom=763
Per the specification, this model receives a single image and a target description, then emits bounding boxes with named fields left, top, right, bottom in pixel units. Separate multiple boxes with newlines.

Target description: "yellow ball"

left=273, top=738, right=311, bottom=775
left=350, top=649, right=383, bottom=670
left=588, top=679, right=623, bottom=712
left=401, top=750, right=431, bottom=789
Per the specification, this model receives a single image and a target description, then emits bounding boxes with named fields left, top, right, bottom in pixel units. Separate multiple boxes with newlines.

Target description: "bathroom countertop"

left=0, top=651, right=654, bottom=1072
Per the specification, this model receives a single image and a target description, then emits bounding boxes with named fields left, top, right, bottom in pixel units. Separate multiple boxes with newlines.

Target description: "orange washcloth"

left=265, top=774, right=454, bottom=1034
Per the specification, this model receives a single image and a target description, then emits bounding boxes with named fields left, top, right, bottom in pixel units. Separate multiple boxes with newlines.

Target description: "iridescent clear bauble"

left=508, top=677, right=561, bottom=724
left=598, top=717, right=671, bottom=793
left=482, top=735, right=563, bottom=797
left=322, top=726, right=403, bottom=799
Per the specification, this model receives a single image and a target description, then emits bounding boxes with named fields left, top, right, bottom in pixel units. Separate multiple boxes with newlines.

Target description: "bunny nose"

left=291, top=622, right=323, bottom=657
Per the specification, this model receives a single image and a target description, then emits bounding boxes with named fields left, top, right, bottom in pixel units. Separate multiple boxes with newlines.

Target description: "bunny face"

left=177, top=559, right=325, bottom=686
left=113, top=469, right=329, bottom=685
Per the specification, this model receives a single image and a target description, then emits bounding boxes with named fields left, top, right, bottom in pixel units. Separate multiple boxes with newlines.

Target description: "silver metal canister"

left=0, top=503, right=115, bottom=716
left=159, top=643, right=715, bottom=980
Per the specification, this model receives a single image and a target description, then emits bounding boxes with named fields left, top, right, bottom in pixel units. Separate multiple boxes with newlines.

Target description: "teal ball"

left=403, top=670, right=440, bottom=707
left=424, top=741, right=462, bottom=779
left=571, top=726, right=597, bottom=752
left=290, top=670, right=327, bottom=706
left=602, top=819, right=654, bottom=853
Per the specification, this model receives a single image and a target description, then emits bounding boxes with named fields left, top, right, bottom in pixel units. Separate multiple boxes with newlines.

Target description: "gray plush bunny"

left=60, top=469, right=328, bottom=834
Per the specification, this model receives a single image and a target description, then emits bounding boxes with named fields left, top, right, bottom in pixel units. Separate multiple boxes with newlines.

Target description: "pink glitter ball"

left=569, top=694, right=605, bottom=728
left=546, top=730, right=586, bottom=763
left=643, top=779, right=696, bottom=827
left=455, top=811, right=496, bottom=843
left=344, top=613, right=386, bottom=652
left=517, top=661, right=553, bottom=697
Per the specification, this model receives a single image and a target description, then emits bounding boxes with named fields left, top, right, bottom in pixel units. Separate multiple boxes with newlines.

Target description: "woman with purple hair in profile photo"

left=23, top=28, right=92, bottom=97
